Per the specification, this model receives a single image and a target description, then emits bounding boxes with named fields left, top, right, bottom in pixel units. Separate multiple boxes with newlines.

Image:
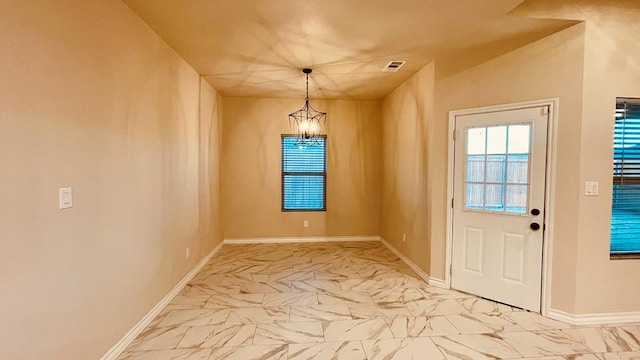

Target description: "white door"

left=451, top=106, right=548, bottom=312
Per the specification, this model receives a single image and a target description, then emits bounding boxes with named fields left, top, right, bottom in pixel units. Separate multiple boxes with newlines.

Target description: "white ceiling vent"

left=382, top=61, right=406, bottom=72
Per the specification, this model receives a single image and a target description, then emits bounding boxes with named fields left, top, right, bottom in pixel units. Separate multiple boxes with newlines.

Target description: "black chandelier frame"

left=288, top=68, right=326, bottom=146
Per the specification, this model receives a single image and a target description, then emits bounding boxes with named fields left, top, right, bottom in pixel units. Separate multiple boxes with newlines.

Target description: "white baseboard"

left=547, top=308, right=640, bottom=326
left=100, top=241, right=224, bottom=360
left=224, top=235, right=381, bottom=244
left=427, top=277, right=447, bottom=289
left=379, top=238, right=433, bottom=285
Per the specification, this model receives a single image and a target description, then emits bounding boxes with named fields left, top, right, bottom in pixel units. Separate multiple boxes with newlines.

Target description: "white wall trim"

left=427, top=277, right=447, bottom=289
left=379, top=238, right=439, bottom=287
left=224, top=236, right=381, bottom=244
left=540, top=98, right=559, bottom=317
left=100, top=242, right=224, bottom=360
left=445, top=111, right=456, bottom=289
left=445, top=98, right=559, bottom=315
left=547, top=308, right=640, bottom=326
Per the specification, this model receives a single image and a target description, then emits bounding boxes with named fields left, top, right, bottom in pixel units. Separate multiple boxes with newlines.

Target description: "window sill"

left=282, top=209, right=327, bottom=212
left=610, top=253, right=640, bottom=260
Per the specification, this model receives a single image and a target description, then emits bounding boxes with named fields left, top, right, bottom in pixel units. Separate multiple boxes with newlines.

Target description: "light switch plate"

left=59, top=187, right=73, bottom=209
left=585, top=181, right=599, bottom=196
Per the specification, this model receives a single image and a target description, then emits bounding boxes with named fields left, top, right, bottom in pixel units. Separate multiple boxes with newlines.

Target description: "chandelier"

left=288, top=68, right=326, bottom=145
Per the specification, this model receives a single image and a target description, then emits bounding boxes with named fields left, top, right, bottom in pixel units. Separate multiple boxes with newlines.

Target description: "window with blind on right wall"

left=611, top=97, right=640, bottom=258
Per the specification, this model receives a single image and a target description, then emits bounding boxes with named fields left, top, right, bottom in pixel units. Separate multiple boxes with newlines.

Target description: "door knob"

left=531, top=208, right=540, bottom=216
left=530, top=222, right=541, bottom=231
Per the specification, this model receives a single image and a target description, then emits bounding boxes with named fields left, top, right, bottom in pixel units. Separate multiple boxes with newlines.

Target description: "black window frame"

left=281, top=134, right=327, bottom=212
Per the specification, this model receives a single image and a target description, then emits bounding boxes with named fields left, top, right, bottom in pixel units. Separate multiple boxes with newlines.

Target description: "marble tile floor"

left=118, top=241, right=640, bottom=360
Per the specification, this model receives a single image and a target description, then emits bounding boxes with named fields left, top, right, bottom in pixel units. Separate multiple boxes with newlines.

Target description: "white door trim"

left=445, top=98, right=559, bottom=316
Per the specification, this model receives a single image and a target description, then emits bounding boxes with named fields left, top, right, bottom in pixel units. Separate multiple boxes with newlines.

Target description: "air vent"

left=382, top=61, right=406, bottom=72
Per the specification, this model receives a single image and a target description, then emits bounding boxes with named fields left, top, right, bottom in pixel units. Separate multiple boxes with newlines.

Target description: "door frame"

left=445, top=98, right=559, bottom=316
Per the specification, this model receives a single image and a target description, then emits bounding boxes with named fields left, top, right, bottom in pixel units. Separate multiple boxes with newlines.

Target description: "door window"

left=464, top=124, right=531, bottom=214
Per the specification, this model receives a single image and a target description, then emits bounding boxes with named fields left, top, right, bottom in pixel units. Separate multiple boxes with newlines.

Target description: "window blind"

left=281, top=135, right=326, bottom=211
left=611, top=99, right=640, bottom=255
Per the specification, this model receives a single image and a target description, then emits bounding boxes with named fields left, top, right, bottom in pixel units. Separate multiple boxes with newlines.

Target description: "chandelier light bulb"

left=288, top=68, right=326, bottom=146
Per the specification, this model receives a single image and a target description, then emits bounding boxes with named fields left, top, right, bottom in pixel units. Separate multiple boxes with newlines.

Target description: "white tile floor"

left=118, top=241, right=640, bottom=360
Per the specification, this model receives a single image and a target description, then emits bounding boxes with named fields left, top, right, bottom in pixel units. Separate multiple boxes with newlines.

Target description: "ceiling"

left=122, top=0, right=577, bottom=100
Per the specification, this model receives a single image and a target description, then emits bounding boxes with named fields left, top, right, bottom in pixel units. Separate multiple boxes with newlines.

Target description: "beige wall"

left=386, top=10, right=640, bottom=315
left=1, top=4, right=637, bottom=359
left=0, top=1, right=222, bottom=359
left=221, top=97, right=381, bottom=239
left=381, top=62, right=436, bottom=273
left=573, top=9, right=640, bottom=314
left=381, top=24, right=587, bottom=312
left=199, top=81, right=224, bottom=251
left=432, top=24, right=587, bottom=313
left=473, top=0, right=640, bottom=315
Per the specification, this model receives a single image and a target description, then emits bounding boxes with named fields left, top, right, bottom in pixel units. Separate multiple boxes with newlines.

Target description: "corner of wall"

left=380, top=62, right=436, bottom=277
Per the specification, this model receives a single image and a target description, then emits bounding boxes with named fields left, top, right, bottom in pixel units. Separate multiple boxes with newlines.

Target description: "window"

left=464, top=124, right=531, bottom=215
left=611, top=97, right=640, bottom=257
left=281, top=135, right=326, bottom=211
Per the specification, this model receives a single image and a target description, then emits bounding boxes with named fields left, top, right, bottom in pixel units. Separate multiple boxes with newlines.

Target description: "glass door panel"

left=464, top=124, right=531, bottom=214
